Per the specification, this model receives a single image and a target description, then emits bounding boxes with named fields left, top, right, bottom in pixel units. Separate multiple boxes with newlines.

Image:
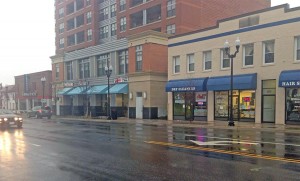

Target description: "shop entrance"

left=231, top=95, right=239, bottom=120
left=262, top=95, right=276, bottom=123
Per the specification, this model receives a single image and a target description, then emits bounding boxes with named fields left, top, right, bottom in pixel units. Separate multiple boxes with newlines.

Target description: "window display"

left=215, top=91, right=229, bottom=118
left=239, top=90, right=255, bottom=119
left=286, top=88, right=300, bottom=121
left=194, top=92, right=207, bottom=117
left=173, top=92, right=185, bottom=116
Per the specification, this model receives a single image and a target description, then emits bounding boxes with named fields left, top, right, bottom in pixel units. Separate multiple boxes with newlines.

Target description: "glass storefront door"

left=263, top=96, right=276, bottom=123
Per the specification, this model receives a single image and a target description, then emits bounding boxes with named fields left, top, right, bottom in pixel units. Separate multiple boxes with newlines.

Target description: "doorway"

left=136, top=92, right=143, bottom=119
left=262, top=95, right=276, bottom=123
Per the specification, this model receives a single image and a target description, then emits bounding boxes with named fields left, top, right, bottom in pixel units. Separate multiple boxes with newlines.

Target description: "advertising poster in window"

left=286, top=88, right=300, bottom=121
left=194, top=92, right=207, bottom=117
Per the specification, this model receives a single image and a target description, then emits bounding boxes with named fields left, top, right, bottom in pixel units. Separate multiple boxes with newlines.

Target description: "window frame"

left=187, top=54, right=194, bottom=73
left=78, top=59, right=90, bottom=79
left=136, top=45, right=143, bottom=72
left=167, top=0, right=176, bottom=17
left=203, top=51, right=212, bottom=71
left=243, top=43, right=254, bottom=67
left=221, top=49, right=230, bottom=69
left=97, top=54, right=109, bottom=77
left=166, top=24, right=175, bottom=35
left=120, top=17, right=126, bottom=32
left=295, top=36, right=300, bottom=62
left=173, top=56, right=180, bottom=74
left=263, top=40, right=275, bottom=65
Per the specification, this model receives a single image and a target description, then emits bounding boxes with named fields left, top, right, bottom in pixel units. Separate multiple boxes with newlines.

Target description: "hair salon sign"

left=281, top=81, right=300, bottom=87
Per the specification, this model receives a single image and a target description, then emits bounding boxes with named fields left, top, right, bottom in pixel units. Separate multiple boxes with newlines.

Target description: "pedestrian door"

left=136, top=92, right=143, bottom=119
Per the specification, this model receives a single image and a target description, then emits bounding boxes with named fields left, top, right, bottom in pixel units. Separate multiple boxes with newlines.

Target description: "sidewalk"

left=52, top=115, right=300, bottom=134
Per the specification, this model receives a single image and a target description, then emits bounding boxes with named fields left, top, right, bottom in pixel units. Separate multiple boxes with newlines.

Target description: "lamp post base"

left=107, top=116, right=111, bottom=120
left=228, top=121, right=235, bottom=126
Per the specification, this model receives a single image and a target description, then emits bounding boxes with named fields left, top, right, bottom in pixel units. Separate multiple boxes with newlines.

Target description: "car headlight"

left=4, top=118, right=8, bottom=121
left=18, top=117, right=23, bottom=121
left=14, top=117, right=18, bottom=121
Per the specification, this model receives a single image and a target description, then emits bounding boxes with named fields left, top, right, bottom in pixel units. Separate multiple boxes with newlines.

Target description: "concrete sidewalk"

left=52, top=115, right=300, bottom=134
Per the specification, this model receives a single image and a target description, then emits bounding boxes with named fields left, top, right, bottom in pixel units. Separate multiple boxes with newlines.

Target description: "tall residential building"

left=51, top=0, right=270, bottom=118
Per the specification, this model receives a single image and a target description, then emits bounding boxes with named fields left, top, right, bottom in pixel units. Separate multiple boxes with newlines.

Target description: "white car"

left=0, top=109, right=23, bottom=129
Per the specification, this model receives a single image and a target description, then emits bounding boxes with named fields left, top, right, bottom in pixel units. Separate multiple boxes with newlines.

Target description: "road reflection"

left=0, top=129, right=26, bottom=160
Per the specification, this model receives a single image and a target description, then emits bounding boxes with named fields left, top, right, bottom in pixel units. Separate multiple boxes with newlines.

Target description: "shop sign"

left=64, top=82, right=74, bottom=87
left=171, top=87, right=196, bottom=92
left=281, top=81, right=300, bottom=87
left=195, top=92, right=206, bottom=102
left=23, top=92, right=37, bottom=97
left=114, top=77, right=128, bottom=83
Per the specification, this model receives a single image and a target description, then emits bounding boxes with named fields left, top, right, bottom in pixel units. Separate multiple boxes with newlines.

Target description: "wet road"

left=0, top=118, right=300, bottom=181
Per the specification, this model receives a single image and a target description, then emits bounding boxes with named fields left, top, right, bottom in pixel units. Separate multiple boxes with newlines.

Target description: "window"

left=59, top=38, right=64, bottom=48
left=76, top=31, right=85, bottom=44
left=87, top=29, right=92, bottom=41
left=136, top=45, right=142, bottom=71
left=187, top=54, right=194, bottom=72
left=55, top=64, right=60, bottom=79
left=263, top=40, right=275, bottom=64
left=167, top=0, right=176, bottom=17
left=146, top=5, right=161, bottom=24
left=86, top=11, right=92, bottom=24
left=221, top=49, right=230, bottom=69
left=76, top=14, right=84, bottom=27
left=295, top=36, right=300, bottom=61
left=203, top=51, right=212, bottom=71
left=130, top=11, right=143, bottom=28
left=243, top=44, right=254, bottom=66
left=79, top=59, right=90, bottom=79
left=100, top=7, right=109, bottom=21
left=59, top=8, right=64, bottom=18
left=111, top=4, right=116, bottom=17
left=97, top=54, right=109, bottom=76
left=67, top=18, right=75, bottom=30
left=239, top=15, right=259, bottom=29
left=286, top=88, right=300, bottom=122
left=67, top=34, right=75, bottom=46
left=67, top=2, right=75, bottom=15
left=59, top=23, right=64, bottom=34
left=100, top=26, right=109, bottom=39
left=66, top=62, right=73, bottom=80
left=120, top=17, right=126, bottom=32
left=86, top=0, right=91, bottom=6
left=166, top=24, right=175, bottom=35
left=118, top=50, right=128, bottom=75
left=120, top=0, right=126, bottom=11
left=173, top=56, right=180, bottom=74
left=131, top=0, right=143, bottom=7
left=111, top=23, right=117, bottom=36
left=76, top=0, right=84, bottom=11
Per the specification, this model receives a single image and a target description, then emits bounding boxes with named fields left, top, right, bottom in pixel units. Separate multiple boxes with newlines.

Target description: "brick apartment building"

left=51, top=0, right=270, bottom=118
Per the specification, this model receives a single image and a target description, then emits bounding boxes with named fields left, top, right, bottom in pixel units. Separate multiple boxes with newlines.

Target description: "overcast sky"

left=0, top=0, right=299, bottom=86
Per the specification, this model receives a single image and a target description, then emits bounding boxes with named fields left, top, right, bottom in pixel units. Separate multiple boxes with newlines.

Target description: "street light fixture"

left=41, top=76, right=46, bottom=106
left=224, top=37, right=240, bottom=126
left=105, top=63, right=113, bottom=120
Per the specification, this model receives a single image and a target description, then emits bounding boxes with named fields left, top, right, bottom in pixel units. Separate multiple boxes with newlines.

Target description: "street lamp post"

left=224, top=38, right=240, bottom=126
left=105, top=62, right=113, bottom=120
left=41, top=76, right=46, bottom=106
left=84, top=79, right=89, bottom=117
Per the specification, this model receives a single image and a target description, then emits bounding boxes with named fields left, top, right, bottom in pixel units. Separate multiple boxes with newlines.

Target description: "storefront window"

left=286, top=88, right=300, bottom=121
left=239, top=90, right=256, bottom=119
left=194, top=92, right=207, bottom=117
left=215, top=91, right=229, bottom=118
left=173, top=92, right=185, bottom=116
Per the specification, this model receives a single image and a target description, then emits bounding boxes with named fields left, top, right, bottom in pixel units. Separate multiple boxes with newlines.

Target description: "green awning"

left=106, top=83, right=128, bottom=94
left=87, top=85, right=108, bottom=94
left=57, top=87, right=73, bottom=95
left=65, top=86, right=87, bottom=95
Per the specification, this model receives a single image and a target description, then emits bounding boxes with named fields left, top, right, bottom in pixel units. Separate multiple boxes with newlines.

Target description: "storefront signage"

left=114, top=77, right=128, bottom=83
left=281, top=81, right=300, bottom=87
left=64, top=82, right=74, bottom=87
left=23, top=92, right=37, bottom=97
left=171, top=87, right=196, bottom=92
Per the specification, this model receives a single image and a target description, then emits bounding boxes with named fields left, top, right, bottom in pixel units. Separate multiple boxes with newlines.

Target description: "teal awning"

left=87, top=85, right=108, bottom=94
left=106, top=83, right=128, bottom=94
left=57, top=87, right=73, bottom=95
left=65, top=86, right=87, bottom=95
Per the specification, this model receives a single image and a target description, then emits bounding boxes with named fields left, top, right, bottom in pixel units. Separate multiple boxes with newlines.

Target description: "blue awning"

left=165, top=78, right=208, bottom=92
left=87, top=85, right=108, bottom=94
left=207, top=73, right=257, bottom=91
left=57, top=87, right=73, bottom=95
left=105, top=83, right=128, bottom=94
left=65, top=86, right=87, bottom=95
left=279, top=70, right=300, bottom=87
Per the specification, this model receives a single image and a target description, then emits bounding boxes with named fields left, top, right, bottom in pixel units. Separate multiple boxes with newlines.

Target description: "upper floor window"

left=187, top=54, right=194, bottom=72
left=55, top=64, right=60, bottom=79
left=86, top=0, right=91, bottom=6
left=97, top=54, right=109, bottom=76
left=67, top=2, right=75, bottom=15
left=100, top=26, right=109, bottom=39
left=243, top=44, right=254, bottom=66
left=76, top=14, right=84, bottom=27
left=131, top=0, right=143, bottom=7
left=263, top=40, right=275, bottom=64
left=167, top=0, right=176, bottom=17
left=203, top=51, right=212, bottom=71
left=166, top=24, right=175, bottom=35
left=221, top=49, right=230, bottom=69
left=67, top=34, right=75, bottom=46
left=118, top=50, right=128, bottom=75
left=76, top=31, right=85, bottom=44
left=111, top=23, right=117, bottom=36
left=111, top=4, right=116, bottom=18
left=146, top=5, right=161, bottom=24
left=120, top=17, right=126, bottom=32
left=87, top=29, right=92, bottom=41
left=100, top=7, right=109, bottom=21
left=136, top=45, right=143, bottom=71
left=120, top=0, right=126, bottom=11
left=66, top=62, right=73, bottom=80
left=295, top=36, right=300, bottom=61
left=86, top=11, right=92, bottom=24
left=59, top=8, right=64, bottom=18
left=59, top=23, right=64, bottom=34
left=239, top=15, right=259, bottom=29
left=67, top=18, right=75, bottom=30
left=59, top=38, right=64, bottom=48
left=79, top=59, right=90, bottom=79
left=173, top=56, right=180, bottom=74
left=76, top=0, right=84, bottom=11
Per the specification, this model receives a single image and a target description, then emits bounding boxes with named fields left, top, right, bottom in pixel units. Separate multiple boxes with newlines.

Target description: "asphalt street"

left=0, top=118, right=299, bottom=181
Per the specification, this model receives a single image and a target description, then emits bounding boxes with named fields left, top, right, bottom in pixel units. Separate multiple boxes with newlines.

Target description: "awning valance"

left=279, top=70, right=300, bottom=87
left=106, top=83, right=128, bottom=94
left=57, top=87, right=73, bottom=95
left=165, top=78, right=208, bottom=92
left=65, top=86, right=87, bottom=95
left=207, top=73, right=257, bottom=91
left=87, top=85, right=108, bottom=94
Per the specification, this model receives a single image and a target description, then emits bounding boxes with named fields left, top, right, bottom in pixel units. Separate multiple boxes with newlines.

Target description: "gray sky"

left=0, top=0, right=299, bottom=86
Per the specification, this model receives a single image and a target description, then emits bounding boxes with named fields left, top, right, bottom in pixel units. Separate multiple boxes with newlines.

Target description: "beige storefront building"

left=167, top=5, right=300, bottom=124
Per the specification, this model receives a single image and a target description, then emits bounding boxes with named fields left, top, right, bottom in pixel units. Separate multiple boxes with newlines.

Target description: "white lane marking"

left=190, top=140, right=259, bottom=146
left=193, top=135, right=300, bottom=147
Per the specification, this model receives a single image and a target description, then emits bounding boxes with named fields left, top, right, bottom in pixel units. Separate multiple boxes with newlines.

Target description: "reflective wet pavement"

left=0, top=118, right=299, bottom=180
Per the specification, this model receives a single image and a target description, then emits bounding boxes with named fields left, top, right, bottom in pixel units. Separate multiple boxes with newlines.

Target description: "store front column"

left=276, top=88, right=285, bottom=124
left=207, top=91, right=214, bottom=122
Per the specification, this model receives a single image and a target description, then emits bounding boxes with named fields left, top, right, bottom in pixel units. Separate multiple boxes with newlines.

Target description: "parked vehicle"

left=27, top=106, right=52, bottom=119
left=0, top=109, right=23, bottom=129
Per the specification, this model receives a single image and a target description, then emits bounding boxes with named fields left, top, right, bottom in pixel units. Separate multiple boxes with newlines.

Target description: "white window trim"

left=173, top=56, right=180, bottom=74
left=243, top=44, right=254, bottom=67
left=295, top=36, right=300, bottom=62
left=187, top=54, right=194, bottom=73
left=263, top=40, right=275, bottom=65
left=220, top=49, right=230, bottom=70
left=203, top=51, right=212, bottom=71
